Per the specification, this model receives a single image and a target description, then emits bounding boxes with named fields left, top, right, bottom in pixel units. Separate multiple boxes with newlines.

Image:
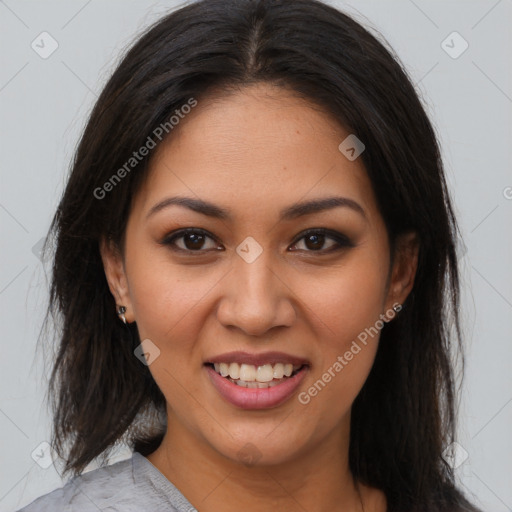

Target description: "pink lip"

left=206, top=350, right=310, bottom=367
left=205, top=365, right=309, bottom=410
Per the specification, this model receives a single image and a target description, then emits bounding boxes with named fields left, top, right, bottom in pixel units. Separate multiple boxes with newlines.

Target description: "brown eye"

left=289, top=229, right=353, bottom=253
left=162, top=229, right=221, bottom=252
left=304, top=233, right=326, bottom=250
left=182, top=232, right=206, bottom=250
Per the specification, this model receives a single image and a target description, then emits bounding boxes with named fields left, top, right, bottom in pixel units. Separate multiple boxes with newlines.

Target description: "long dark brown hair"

left=39, top=1, right=481, bottom=510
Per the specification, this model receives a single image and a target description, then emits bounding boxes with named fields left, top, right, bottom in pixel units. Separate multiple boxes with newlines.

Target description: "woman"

left=17, top=0, right=482, bottom=511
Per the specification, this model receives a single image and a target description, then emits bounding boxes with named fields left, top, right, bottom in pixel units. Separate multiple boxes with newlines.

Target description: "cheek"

left=294, top=252, right=388, bottom=417
left=125, top=248, right=220, bottom=349
left=296, top=251, right=388, bottom=345
left=124, top=255, right=220, bottom=420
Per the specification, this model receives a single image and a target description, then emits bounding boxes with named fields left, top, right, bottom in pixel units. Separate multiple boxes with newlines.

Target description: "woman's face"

left=102, top=83, right=417, bottom=467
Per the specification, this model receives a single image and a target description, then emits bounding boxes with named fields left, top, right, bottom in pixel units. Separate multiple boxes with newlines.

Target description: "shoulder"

left=16, top=453, right=148, bottom=512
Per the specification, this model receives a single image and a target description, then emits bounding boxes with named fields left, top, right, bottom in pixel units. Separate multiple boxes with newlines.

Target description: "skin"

left=101, top=82, right=419, bottom=512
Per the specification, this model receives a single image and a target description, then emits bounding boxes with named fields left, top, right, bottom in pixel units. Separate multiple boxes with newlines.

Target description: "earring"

left=117, top=305, right=127, bottom=324
left=392, top=303, right=402, bottom=313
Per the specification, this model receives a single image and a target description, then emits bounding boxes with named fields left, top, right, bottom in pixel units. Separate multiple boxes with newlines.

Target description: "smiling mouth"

left=205, top=362, right=306, bottom=388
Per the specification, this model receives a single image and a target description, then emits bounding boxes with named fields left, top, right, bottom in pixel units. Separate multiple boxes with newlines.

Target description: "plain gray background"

left=1, top=1, right=511, bottom=511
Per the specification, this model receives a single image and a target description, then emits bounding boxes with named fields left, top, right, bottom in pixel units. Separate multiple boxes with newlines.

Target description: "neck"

left=146, top=413, right=367, bottom=512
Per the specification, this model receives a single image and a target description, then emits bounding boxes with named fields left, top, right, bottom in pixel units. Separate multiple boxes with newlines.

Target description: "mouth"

left=204, top=362, right=306, bottom=389
left=203, top=352, right=310, bottom=409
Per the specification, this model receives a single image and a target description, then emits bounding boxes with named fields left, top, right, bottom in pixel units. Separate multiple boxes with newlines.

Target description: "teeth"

left=273, top=363, right=284, bottom=379
left=211, top=361, right=303, bottom=383
left=228, top=362, right=239, bottom=379
left=239, top=364, right=256, bottom=381
left=233, top=378, right=283, bottom=388
left=219, top=363, right=229, bottom=377
left=256, top=364, right=274, bottom=382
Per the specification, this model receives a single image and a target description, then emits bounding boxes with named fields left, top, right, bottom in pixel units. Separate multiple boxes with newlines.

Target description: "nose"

left=216, top=249, right=296, bottom=337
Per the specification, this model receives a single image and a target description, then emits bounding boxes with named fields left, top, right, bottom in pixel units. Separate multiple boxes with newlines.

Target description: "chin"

left=205, top=425, right=310, bottom=468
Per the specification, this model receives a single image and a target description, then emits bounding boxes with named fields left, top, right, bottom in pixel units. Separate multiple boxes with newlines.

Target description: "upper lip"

left=205, top=351, right=310, bottom=367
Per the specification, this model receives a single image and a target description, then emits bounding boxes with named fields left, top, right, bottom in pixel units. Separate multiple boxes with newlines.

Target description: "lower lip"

left=205, top=365, right=308, bottom=410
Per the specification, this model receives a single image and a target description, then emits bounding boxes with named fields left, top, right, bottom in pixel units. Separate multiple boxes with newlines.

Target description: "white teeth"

left=228, top=362, right=239, bottom=379
left=219, top=362, right=229, bottom=377
left=239, top=364, right=256, bottom=381
left=210, top=361, right=304, bottom=384
left=273, top=363, right=284, bottom=379
left=230, top=377, right=285, bottom=388
left=256, top=364, right=274, bottom=382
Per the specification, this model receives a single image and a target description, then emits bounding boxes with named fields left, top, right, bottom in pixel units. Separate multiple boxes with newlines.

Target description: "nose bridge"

left=236, top=249, right=275, bottom=299
left=216, top=243, right=294, bottom=336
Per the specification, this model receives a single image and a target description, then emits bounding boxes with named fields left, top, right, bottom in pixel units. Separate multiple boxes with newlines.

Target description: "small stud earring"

left=392, top=303, right=402, bottom=313
left=117, top=305, right=127, bottom=324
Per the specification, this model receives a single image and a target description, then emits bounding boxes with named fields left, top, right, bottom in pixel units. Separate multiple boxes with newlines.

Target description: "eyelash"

left=160, top=228, right=353, bottom=255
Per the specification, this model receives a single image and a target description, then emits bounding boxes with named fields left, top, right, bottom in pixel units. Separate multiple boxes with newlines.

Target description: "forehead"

left=135, top=83, right=380, bottom=223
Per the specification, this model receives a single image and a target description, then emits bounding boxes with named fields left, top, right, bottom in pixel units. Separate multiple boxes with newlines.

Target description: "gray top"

left=16, top=452, right=197, bottom=512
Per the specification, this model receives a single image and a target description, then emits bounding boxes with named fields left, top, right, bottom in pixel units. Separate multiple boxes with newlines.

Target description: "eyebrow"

left=146, top=195, right=367, bottom=221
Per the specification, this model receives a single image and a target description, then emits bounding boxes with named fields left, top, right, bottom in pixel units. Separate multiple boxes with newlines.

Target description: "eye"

left=161, top=227, right=353, bottom=255
left=161, top=229, right=222, bottom=253
left=288, top=228, right=353, bottom=253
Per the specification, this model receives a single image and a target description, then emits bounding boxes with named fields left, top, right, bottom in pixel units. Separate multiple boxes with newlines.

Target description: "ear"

left=99, top=236, right=134, bottom=323
left=384, top=231, right=419, bottom=316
